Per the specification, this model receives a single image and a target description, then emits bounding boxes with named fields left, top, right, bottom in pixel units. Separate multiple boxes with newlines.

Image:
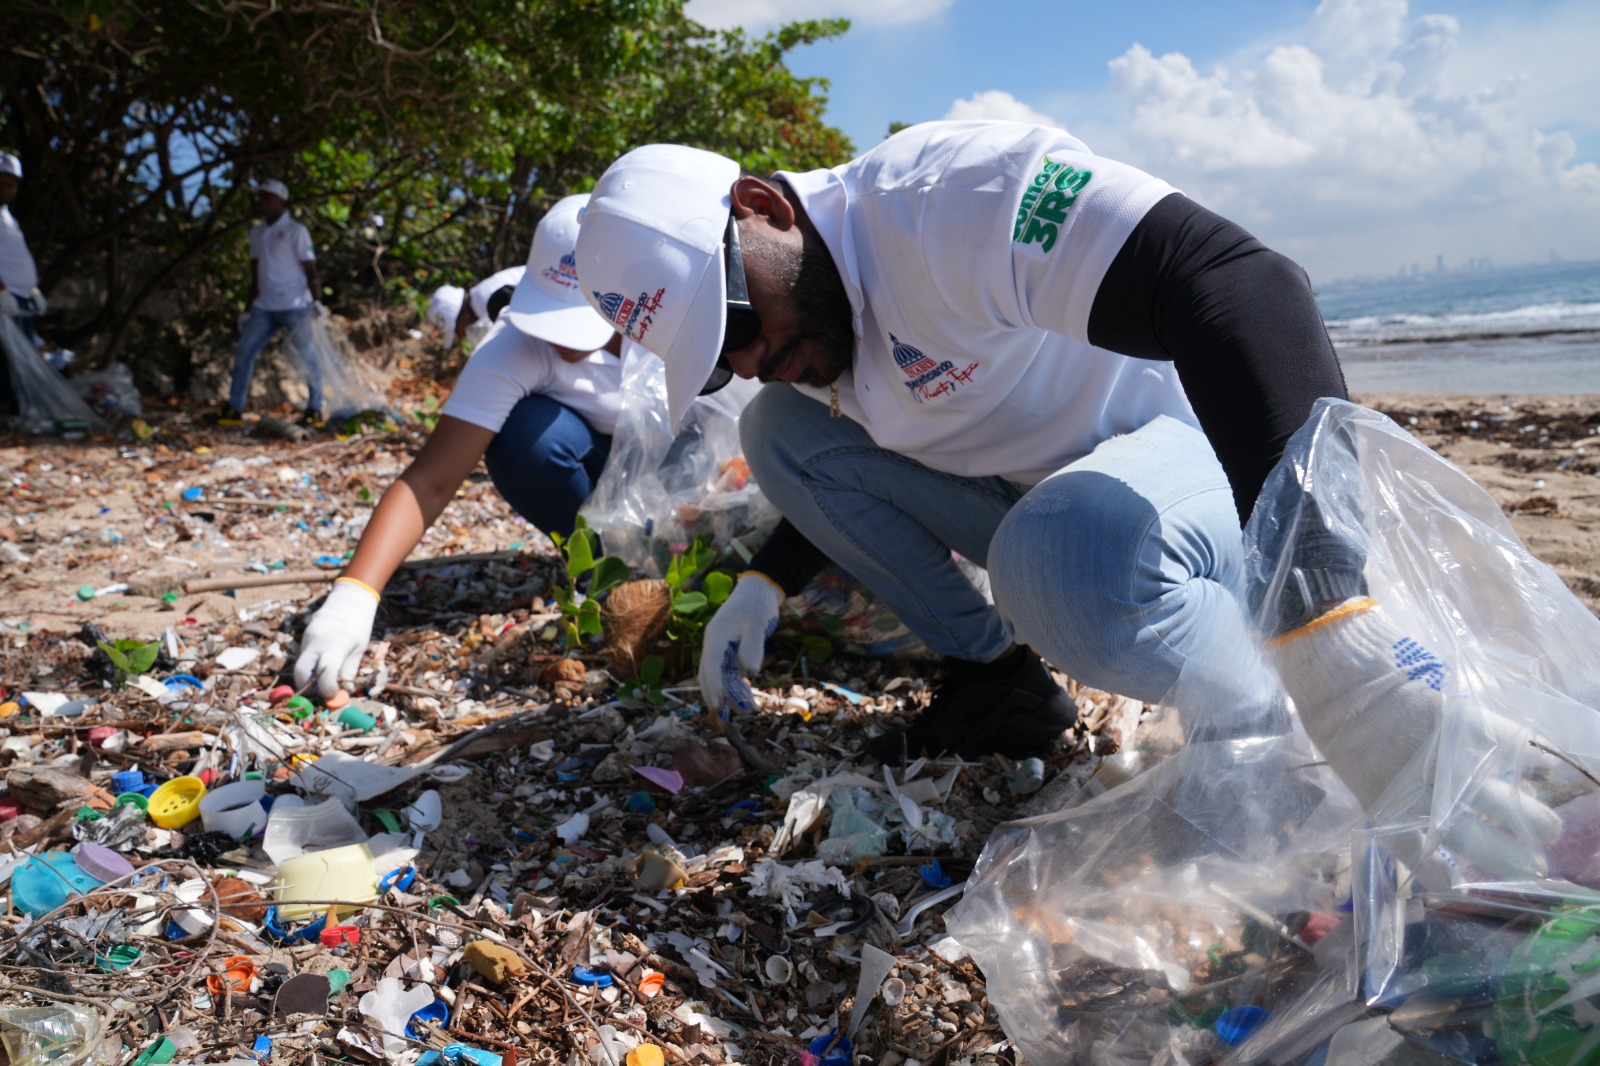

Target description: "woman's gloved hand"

left=697, top=572, right=783, bottom=715
left=1270, top=596, right=1563, bottom=879
left=293, top=578, right=379, bottom=698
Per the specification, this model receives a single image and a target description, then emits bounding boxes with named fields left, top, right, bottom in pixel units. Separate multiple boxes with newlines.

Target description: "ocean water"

left=1315, top=259, right=1600, bottom=395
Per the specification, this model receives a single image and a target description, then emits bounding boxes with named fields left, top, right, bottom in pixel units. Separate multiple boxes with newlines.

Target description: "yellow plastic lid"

left=148, top=775, right=208, bottom=828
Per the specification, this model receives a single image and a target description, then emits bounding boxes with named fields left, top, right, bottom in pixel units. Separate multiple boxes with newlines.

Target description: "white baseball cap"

left=0, top=154, right=21, bottom=179
left=256, top=178, right=290, bottom=201
left=575, top=145, right=741, bottom=431
left=501, top=193, right=615, bottom=351
left=426, top=285, right=464, bottom=331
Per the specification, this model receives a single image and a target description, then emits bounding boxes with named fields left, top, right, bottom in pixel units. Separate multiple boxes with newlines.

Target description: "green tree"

left=0, top=0, right=852, bottom=391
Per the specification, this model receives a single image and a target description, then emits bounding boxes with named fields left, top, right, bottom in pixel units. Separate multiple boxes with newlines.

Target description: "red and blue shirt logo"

left=891, top=333, right=978, bottom=404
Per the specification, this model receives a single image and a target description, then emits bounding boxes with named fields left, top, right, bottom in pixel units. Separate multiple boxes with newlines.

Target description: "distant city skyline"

left=686, top=0, right=1600, bottom=284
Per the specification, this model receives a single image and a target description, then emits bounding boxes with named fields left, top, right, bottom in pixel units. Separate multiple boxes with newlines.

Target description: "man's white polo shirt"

left=249, top=213, right=315, bottom=311
left=781, top=121, right=1199, bottom=487
left=0, top=205, right=39, bottom=293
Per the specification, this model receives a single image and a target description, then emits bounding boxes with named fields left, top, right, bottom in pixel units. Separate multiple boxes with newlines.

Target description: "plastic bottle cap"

left=1216, top=1005, right=1271, bottom=1044
left=406, top=998, right=451, bottom=1038
left=114, top=792, right=149, bottom=811
left=77, top=585, right=97, bottom=601
left=320, top=925, right=361, bottom=948
left=285, top=695, right=315, bottom=719
left=571, top=965, right=613, bottom=987
left=147, top=775, right=207, bottom=828
left=75, top=841, right=136, bottom=883
left=627, top=1046, right=665, bottom=1066
left=809, top=1031, right=853, bottom=1066
left=97, top=944, right=143, bottom=972
left=268, top=684, right=295, bottom=705
left=110, top=769, right=145, bottom=793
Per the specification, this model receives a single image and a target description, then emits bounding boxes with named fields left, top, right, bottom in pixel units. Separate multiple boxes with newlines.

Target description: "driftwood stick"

left=181, top=548, right=530, bottom=594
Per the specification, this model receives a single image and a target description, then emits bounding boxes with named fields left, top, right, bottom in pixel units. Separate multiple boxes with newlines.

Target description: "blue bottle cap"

left=111, top=769, right=146, bottom=793
left=406, top=998, right=451, bottom=1038
left=571, top=965, right=613, bottom=987
left=1216, top=1005, right=1270, bottom=1044
left=809, top=1031, right=852, bottom=1066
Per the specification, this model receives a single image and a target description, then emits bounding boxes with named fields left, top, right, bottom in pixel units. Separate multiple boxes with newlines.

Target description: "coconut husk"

left=602, top=578, right=671, bottom=679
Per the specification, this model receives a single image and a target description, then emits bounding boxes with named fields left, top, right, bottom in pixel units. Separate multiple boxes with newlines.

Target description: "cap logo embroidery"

left=594, top=288, right=666, bottom=342
left=542, top=251, right=580, bottom=290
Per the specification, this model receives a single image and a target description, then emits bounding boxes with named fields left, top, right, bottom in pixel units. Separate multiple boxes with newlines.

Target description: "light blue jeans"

left=230, top=306, right=321, bottom=412
left=741, top=384, right=1281, bottom=715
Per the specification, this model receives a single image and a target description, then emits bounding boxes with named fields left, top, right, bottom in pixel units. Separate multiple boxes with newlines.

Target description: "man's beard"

left=745, top=230, right=854, bottom=387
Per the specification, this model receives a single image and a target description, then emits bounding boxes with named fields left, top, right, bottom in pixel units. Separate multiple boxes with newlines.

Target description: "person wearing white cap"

left=576, top=121, right=1354, bottom=765
left=424, top=265, right=530, bottom=353
left=294, top=193, right=621, bottom=697
left=217, top=178, right=325, bottom=427
left=0, top=152, right=50, bottom=356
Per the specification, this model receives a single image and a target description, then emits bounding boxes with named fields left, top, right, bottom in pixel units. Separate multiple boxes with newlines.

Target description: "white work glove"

left=1270, top=597, right=1563, bottom=880
left=0, top=289, right=18, bottom=317
left=697, top=572, right=783, bottom=715
left=294, top=578, right=379, bottom=698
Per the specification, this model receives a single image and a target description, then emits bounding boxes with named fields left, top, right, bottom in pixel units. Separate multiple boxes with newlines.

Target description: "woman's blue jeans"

left=483, top=393, right=611, bottom=540
left=740, top=383, right=1280, bottom=714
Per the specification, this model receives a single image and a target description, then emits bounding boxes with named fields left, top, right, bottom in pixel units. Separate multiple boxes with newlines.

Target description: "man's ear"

left=729, top=175, right=796, bottom=230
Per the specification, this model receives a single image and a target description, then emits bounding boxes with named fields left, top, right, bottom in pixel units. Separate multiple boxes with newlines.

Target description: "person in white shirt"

left=576, top=122, right=1365, bottom=767
left=219, top=179, right=324, bottom=427
left=294, top=194, right=622, bottom=696
left=425, top=266, right=528, bottom=353
left=0, top=153, right=47, bottom=354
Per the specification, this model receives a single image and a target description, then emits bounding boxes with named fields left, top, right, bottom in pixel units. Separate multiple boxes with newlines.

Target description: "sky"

left=683, top=0, right=1600, bottom=284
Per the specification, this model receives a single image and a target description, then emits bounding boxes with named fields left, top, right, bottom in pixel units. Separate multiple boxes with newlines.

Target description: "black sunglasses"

left=700, top=214, right=763, bottom=396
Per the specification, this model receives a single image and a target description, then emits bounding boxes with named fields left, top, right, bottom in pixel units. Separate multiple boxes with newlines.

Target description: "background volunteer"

left=294, top=194, right=622, bottom=697
left=0, top=153, right=48, bottom=356
left=572, top=123, right=1394, bottom=773
left=220, top=178, right=324, bottom=427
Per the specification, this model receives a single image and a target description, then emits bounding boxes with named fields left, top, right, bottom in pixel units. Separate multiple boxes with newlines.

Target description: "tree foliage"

left=0, top=0, right=852, bottom=386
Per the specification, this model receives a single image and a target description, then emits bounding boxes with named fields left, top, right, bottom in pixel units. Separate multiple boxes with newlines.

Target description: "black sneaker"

left=866, top=646, right=1078, bottom=762
left=298, top=409, right=328, bottom=430
left=212, top=403, right=245, bottom=427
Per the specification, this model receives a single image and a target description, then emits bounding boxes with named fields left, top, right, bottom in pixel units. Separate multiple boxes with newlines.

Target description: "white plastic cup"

left=199, top=779, right=268, bottom=839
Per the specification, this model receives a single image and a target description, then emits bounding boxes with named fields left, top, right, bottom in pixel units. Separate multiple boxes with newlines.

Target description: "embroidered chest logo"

left=889, top=333, right=978, bottom=404
left=1013, top=158, right=1093, bottom=252
left=593, top=287, right=666, bottom=342
left=543, top=251, right=580, bottom=290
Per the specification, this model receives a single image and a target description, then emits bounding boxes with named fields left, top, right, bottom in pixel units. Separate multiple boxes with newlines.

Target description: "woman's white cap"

left=501, top=193, right=616, bottom=351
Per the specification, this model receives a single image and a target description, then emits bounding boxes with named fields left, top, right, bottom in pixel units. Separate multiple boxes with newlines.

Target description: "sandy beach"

left=4, top=391, right=1599, bottom=635
left=1356, top=391, right=1600, bottom=616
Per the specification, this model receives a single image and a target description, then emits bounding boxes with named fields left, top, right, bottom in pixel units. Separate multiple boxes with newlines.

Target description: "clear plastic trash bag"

left=947, top=399, right=1600, bottom=1066
left=580, top=349, right=779, bottom=577
left=303, top=313, right=398, bottom=426
left=73, top=361, right=141, bottom=419
left=1, top=313, right=104, bottom=433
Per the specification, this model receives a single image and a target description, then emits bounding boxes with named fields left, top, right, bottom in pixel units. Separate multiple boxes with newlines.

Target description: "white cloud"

left=1093, top=0, right=1600, bottom=279
left=943, top=90, right=1061, bottom=130
left=684, top=0, right=952, bottom=32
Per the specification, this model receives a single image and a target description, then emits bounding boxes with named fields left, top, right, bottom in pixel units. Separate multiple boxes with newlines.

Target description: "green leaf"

left=800, top=635, right=834, bottom=664
left=124, top=641, right=161, bottom=676
left=639, top=654, right=665, bottom=686
left=97, top=639, right=131, bottom=673
left=565, top=528, right=596, bottom=579
left=591, top=556, right=630, bottom=599
left=704, top=570, right=733, bottom=605
left=671, top=591, right=708, bottom=614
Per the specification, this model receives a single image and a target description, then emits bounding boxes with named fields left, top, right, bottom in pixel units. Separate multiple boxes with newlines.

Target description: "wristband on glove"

left=738, top=570, right=784, bottom=597
left=334, top=575, right=381, bottom=602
